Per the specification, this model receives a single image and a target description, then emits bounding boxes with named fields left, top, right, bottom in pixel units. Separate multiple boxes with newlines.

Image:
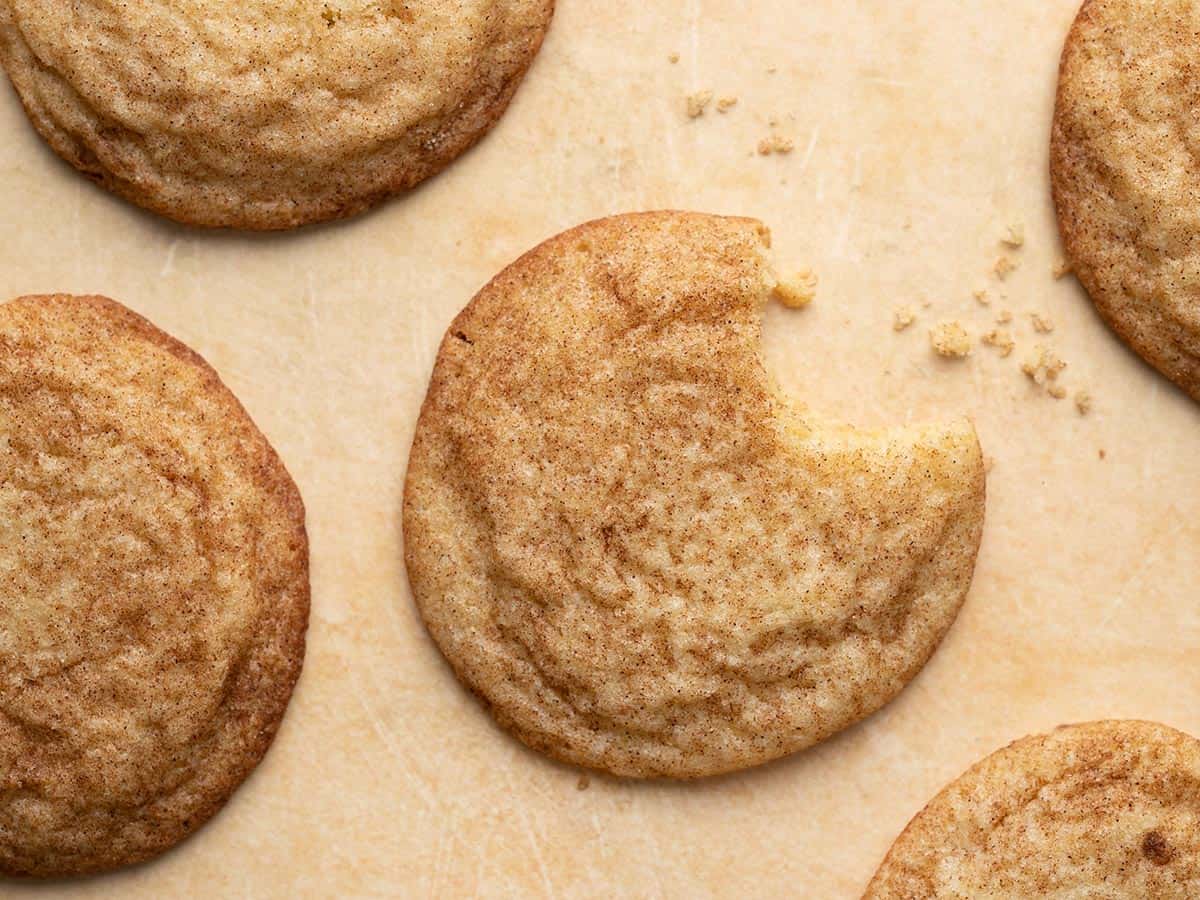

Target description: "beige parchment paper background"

left=1, top=1, right=1198, bottom=896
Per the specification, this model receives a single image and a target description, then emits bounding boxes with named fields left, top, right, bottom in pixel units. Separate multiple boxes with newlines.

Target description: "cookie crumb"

left=716, top=96, right=738, bottom=113
left=668, top=52, right=680, bottom=64
left=1099, top=449, right=1106, bottom=460
left=981, top=329, right=1015, bottom=357
left=993, top=255, right=1017, bottom=280
left=758, top=134, right=795, bottom=155
left=1030, top=312, right=1055, bottom=334
left=973, top=288, right=990, bottom=307
left=576, top=775, right=591, bottom=791
left=1021, top=345, right=1067, bottom=386
left=774, top=269, right=818, bottom=309
left=1075, top=390, right=1093, bottom=416
left=930, top=321, right=972, bottom=359
left=1048, top=384, right=1068, bottom=400
left=893, top=306, right=917, bottom=332
left=1001, top=224, right=1025, bottom=249
left=1052, top=258, right=1073, bottom=279
left=996, top=309, right=1013, bottom=325
left=686, top=90, right=713, bottom=118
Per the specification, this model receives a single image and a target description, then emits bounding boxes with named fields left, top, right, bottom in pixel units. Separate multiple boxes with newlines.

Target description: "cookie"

left=403, top=212, right=986, bottom=779
left=1052, top=0, right=1200, bottom=401
left=0, top=295, right=309, bottom=876
left=865, top=720, right=1200, bottom=898
left=0, top=0, right=554, bottom=229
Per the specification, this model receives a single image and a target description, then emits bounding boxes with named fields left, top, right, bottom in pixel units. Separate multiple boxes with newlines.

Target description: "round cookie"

left=865, top=720, right=1200, bottom=898
left=403, top=211, right=986, bottom=779
left=1052, top=0, right=1200, bottom=401
left=0, top=0, right=554, bottom=230
left=0, top=295, right=309, bottom=876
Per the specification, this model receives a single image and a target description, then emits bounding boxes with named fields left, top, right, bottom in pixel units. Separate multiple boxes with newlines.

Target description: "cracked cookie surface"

left=0, top=0, right=554, bottom=229
left=403, top=212, right=985, bottom=778
left=865, top=720, right=1200, bottom=898
left=0, top=294, right=308, bottom=876
left=1052, top=0, right=1200, bottom=401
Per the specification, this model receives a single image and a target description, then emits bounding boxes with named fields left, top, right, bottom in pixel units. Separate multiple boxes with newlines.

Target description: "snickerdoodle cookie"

left=403, top=211, right=986, bottom=779
left=1052, top=0, right=1200, bottom=401
left=0, top=294, right=308, bottom=876
left=865, top=720, right=1200, bottom=898
left=0, top=0, right=554, bottom=229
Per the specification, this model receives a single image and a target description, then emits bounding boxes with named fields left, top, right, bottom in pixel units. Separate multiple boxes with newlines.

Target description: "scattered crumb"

left=1001, top=224, right=1026, bottom=249
left=1021, top=345, right=1067, bottom=386
left=758, top=134, right=795, bottom=155
left=993, top=255, right=1017, bottom=280
left=1099, top=449, right=1107, bottom=460
left=930, top=321, right=973, bottom=359
left=1075, top=391, right=1093, bottom=416
left=668, top=52, right=680, bottom=64
left=996, top=309, right=1013, bottom=325
left=973, top=289, right=990, bottom=307
left=1044, top=351, right=1067, bottom=380
left=981, top=329, right=1016, bottom=357
left=774, top=269, right=818, bottom=309
left=1030, top=312, right=1055, bottom=334
left=921, top=299, right=933, bottom=309
left=321, top=4, right=340, bottom=26
left=767, top=66, right=778, bottom=74
left=893, top=306, right=917, bottom=332
left=686, top=90, right=713, bottom=118
left=1053, top=258, right=1072, bottom=279
left=1048, top=384, right=1068, bottom=400
left=576, top=775, right=591, bottom=791
left=716, top=96, right=738, bottom=113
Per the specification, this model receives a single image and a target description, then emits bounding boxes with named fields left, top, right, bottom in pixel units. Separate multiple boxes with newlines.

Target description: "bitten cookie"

left=1052, top=0, right=1200, bottom=401
left=0, top=295, right=309, bottom=876
left=865, top=720, right=1200, bottom=898
left=0, top=0, right=554, bottom=229
left=403, top=212, right=986, bottom=779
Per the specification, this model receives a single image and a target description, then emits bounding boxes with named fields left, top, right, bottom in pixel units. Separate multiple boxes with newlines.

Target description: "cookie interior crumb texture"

left=0, top=0, right=555, bottom=229
left=930, top=321, right=972, bottom=359
left=865, top=721, right=1200, bottom=898
left=403, top=212, right=986, bottom=779
left=0, top=294, right=309, bottom=876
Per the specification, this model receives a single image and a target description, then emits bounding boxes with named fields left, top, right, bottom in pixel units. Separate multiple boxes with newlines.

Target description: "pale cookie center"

left=0, top=381, right=252, bottom=808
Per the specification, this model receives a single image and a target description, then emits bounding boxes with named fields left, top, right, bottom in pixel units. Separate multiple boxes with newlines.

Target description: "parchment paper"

left=2, top=1, right=1197, bottom=896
